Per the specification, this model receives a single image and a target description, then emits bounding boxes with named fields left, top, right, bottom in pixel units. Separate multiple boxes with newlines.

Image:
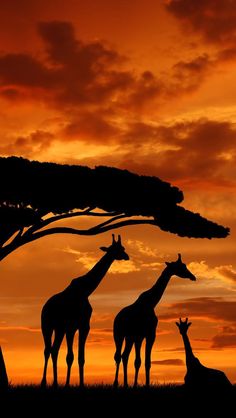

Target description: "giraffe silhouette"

left=176, top=318, right=232, bottom=388
left=41, top=234, right=129, bottom=387
left=113, top=254, right=196, bottom=387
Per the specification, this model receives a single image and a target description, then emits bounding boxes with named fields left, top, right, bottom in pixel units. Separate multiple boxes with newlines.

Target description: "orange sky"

left=1, top=0, right=236, bottom=385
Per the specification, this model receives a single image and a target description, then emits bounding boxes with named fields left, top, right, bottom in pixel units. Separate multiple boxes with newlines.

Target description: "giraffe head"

left=100, top=234, right=129, bottom=260
left=176, top=317, right=192, bottom=335
left=165, top=253, right=196, bottom=281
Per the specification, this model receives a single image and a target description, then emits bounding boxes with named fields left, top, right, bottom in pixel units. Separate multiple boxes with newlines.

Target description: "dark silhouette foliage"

left=154, top=205, right=228, bottom=238
left=0, top=156, right=183, bottom=215
left=0, top=156, right=229, bottom=261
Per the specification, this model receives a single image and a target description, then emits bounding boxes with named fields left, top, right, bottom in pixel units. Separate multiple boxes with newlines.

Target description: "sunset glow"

left=0, top=0, right=236, bottom=385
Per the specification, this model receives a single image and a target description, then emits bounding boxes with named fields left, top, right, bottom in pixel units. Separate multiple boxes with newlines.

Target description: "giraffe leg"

left=78, top=324, right=90, bottom=387
left=134, top=338, right=142, bottom=387
left=121, top=338, right=133, bottom=387
left=145, top=333, right=156, bottom=387
left=65, top=329, right=75, bottom=386
left=113, top=333, right=124, bottom=387
left=41, top=326, right=53, bottom=387
left=51, top=329, right=65, bottom=387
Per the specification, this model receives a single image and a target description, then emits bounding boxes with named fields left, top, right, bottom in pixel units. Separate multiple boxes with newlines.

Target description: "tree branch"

left=92, top=218, right=157, bottom=234
left=85, top=211, right=122, bottom=217
left=0, top=227, right=23, bottom=249
left=0, top=217, right=156, bottom=262
left=8, top=227, right=24, bottom=246
left=21, top=218, right=156, bottom=242
left=88, top=214, right=129, bottom=231
left=23, top=208, right=122, bottom=236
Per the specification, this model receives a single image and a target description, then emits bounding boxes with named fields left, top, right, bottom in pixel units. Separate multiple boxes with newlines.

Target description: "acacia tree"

left=0, top=156, right=229, bottom=262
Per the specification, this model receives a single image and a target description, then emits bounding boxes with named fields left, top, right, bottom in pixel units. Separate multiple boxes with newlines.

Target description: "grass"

left=1, top=383, right=235, bottom=415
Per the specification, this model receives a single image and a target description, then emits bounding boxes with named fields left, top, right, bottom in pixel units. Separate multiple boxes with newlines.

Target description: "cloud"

left=0, top=21, right=224, bottom=137
left=187, top=261, right=216, bottom=280
left=63, top=246, right=139, bottom=274
left=59, top=53, right=231, bottom=147
left=87, top=328, right=113, bottom=346
left=0, top=296, right=43, bottom=327
left=127, top=239, right=168, bottom=258
left=166, top=0, right=236, bottom=46
left=59, top=100, right=236, bottom=196
left=79, top=117, right=236, bottom=188
left=152, top=358, right=184, bottom=366
left=0, top=130, right=55, bottom=157
left=141, top=262, right=163, bottom=270
left=0, top=53, right=55, bottom=88
left=212, top=334, right=236, bottom=348
left=109, top=261, right=140, bottom=274
left=124, top=70, right=164, bottom=111
left=171, top=54, right=213, bottom=93
left=63, top=241, right=174, bottom=277
left=0, top=20, right=172, bottom=153
left=211, top=325, right=236, bottom=348
left=160, top=346, right=184, bottom=353
left=160, top=297, right=236, bottom=323
left=0, top=20, right=163, bottom=114
left=90, top=313, right=114, bottom=326
left=217, top=266, right=236, bottom=282
left=187, top=261, right=236, bottom=284
left=0, top=326, right=41, bottom=348
left=0, top=19, right=235, bottom=179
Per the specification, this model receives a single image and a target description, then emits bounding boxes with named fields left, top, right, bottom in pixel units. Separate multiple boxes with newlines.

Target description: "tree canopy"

left=0, top=156, right=229, bottom=261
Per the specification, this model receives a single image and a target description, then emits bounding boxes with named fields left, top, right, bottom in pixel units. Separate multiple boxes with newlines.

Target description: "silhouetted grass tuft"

left=1, top=383, right=235, bottom=416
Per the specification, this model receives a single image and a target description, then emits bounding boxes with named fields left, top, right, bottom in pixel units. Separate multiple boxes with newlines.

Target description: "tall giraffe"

left=41, top=234, right=129, bottom=387
left=113, top=254, right=196, bottom=387
left=176, top=318, right=232, bottom=388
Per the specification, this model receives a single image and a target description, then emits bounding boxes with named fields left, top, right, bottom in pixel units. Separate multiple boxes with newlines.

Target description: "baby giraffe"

left=176, top=318, right=232, bottom=388
left=41, top=234, right=129, bottom=387
left=113, top=254, right=196, bottom=387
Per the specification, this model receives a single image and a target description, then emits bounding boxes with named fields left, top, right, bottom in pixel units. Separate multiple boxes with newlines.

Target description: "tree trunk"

left=0, top=346, right=8, bottom=388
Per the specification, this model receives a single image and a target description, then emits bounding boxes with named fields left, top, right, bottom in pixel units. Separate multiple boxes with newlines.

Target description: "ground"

left=1, top=384, right=235, bottom=416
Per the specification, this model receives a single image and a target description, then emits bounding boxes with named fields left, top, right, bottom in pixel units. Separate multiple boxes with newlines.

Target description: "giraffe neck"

left=70, top=252, right=115, bottom=296
left=181, top=333, right=196, bottom=370
left=137, top=267, right=172, bottom=308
